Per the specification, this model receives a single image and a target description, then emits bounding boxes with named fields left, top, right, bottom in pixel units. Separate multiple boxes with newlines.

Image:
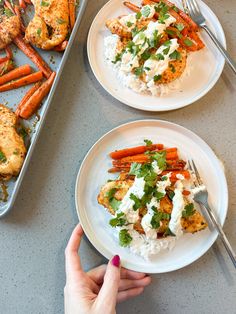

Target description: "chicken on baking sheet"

left=98, top=141, right=207, bottom=259
left=0, top=9, right=21, bottom=49
left=25, top=0, right=69, bottom=50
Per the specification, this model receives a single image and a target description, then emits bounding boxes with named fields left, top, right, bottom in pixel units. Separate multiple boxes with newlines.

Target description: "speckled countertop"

left=0, top=1, right=236, bottom=313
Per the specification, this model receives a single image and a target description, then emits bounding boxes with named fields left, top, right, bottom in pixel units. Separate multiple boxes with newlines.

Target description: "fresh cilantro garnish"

left=112, top=51, right=123, bottom=64
left=150, top=151, right=166, bottom=170
left=110, top=198, right=121, bottom=211
left=109, top=212, right=126, bottom=227
left=163, top=47, right=170, bottom=55
left=141, top=50, right=151, bottom=61
left=169, top=64, right=176, bottom=73
left=144, top=66, right=151, bottom=71
left=155, top=2, right=170, bottom=23
left=119, top=229, right=132, bottom=247
left=161, top=176, right=168, bottom=181
left=129, top=162, right=142, bottom=176
left=106, top=188, right=117, bottom=200
left=151, top=211, right=170, bottom=229
left=182, top=203, right=195, bottom=218
left=19, top=127, right=28, bottom=140
left=167, top=190, right=175, bottom=200
left=40, top=0, right=49, bottom=7
left=126, top=21, right=133, bottom=27
left=0, top=151, right=7, bottom=163
left=144, top=139, right=153, bottom=146
left=129, top=163, right=158, bottom=188
left=141, top=5, right=151, bottom=17
left=130, top=193, right=141, bottom=210
left=132, top=26, right=146, bottom=37
left=126, top=41, right=141, bottom=56
left=163, top=40, right=171, bottom=47
left=156, top=53, right=164, bottom=60
left=4, top=7, right=14, bottom=17
left=175, top=23, right=185, bottom=31
left=153, top=191, right=165, bottom=201
left=169, top=50, right=181, bottom=60
left=165, top=29, right=175, bottom=36
left=37, top=28, right=42, bottom=36
left=184, top=38, right=194, bottom=47
left=154, top=74, right=162, bottom=82
left=148, top=30, right=161, bottom=48
left=134, top=66, right=144, bottom=76
left=172, top=5, right=179, bottom=13
left=136, top=11, right=142, bottom=20
left=164, top=227, right=176, bottom=236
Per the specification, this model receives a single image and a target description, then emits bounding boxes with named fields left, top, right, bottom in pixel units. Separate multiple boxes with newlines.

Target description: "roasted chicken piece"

left=0, top=105, right=26, bottom=180
left=25, top=0, right=69, bottom=50
left=0, top=14, right=21, bottom=49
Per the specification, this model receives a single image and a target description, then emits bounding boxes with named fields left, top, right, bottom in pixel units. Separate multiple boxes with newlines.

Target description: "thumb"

left=96, top=255, right=121, bottom=311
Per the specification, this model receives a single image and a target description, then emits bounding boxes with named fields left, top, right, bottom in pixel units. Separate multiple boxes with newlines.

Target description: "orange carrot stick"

left=182, top=190, right=190, bottom=196
left=69, top=0, right=76, bottom=30
left=15, top=82, right=42, bottom=116
left=19, top=72, right=56, bottom=119
left=0, top=60, right=15, bottom=76
left=13, top=35, right=52, bottom=78
left=110, top=144, right=164, bottom=160
left=0, top=64, right=31, bottom=86
left=15, top=5, right=26, bottom=33
left=0, top=71, right=43, bottom=92
left=162, top=170, right=190, bottom=181
left=123, top=1, right=141, bottom=12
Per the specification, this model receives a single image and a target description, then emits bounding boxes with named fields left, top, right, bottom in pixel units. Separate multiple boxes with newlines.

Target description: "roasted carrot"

left=108, top=167, right=130, bottom=173
left=0, top=71, right=43, bottom=92
left=0, top=64, right=31, bottom=86
left=15, top=5, right=26, bottom=33
left=14, top=35, right=52, bottom=78
left=182, top=190, right=190, bottom=196
left=24, top=0, right=32, bottom=3
left=0, top=60, right=15, bottom=77
left=110, top=144, right=164, bottom=160
left=19, top=0, right=27, bottom=9
left=69, top=0, right=76, bottom=29
left=19, top=72, right=56, bottom=119
left=162, top=170, right=190, bottom=181
left=123, top=1, right=140, bottom=12
left=54, top=41, right=68, bottom=52
left=15, top=82, right=42, bottom=116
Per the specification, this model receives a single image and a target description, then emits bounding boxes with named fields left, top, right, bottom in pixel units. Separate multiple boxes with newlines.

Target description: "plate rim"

left=87, top=0, right=226, bottom=112
left=75, top=119, right=228, bottom=273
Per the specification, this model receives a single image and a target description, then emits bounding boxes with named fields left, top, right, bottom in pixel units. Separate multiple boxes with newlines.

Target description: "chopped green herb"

left=167, top=190, right=175, bottom=200
left=109, top=212, right=126, bottom=227
left=141, top=5, right=151, bottom=17
left=106, top=188, right=117, bottom=200
left=130, top=193, right=142, bottom=211
left=119, top=229, right=132, bottom=247
left=144, top=139, right=153, bottom=146
left=172, top=5, right=179, bottom=13
left=4, top=7, right=14, bottom=17
left=0, top=151, right=7, bottom=163
left=182, top=203, right=195, bottom=218
left=112, top=51, right=123, bottom=64
left=19, top=127, right=28, bottom=140
left=129, top=163, right=158, bottom=188
left=153, top=191, right=165, bottom=201
left=37, top=28, right=42, bottom=36
left=165, top=29, right=175, bottom=36
left=136, top=11, right=142, bottom=20
left=169, top=64, right=176, bottom=73
left=163, top=40, right=171, bottom=47
left=110, top=198, right=122, bottom=211
left=161, top=176, right=168, bottom=181
left=169, top=50, right=181, bottom=60
left=184, top=38, right=194, bottom=47
left=154, top=74, right=162, bottom=82
left=126, top=21, right=133, bottom=27
left=40, top=0, right=49, bottom=7
left=175, top=23, right=185, bottom=31
left=151, top=211, right=170, bottom=229
left=163, top=47, right=170, bottom=55
left=141, top=50, right=151, bottom=61
left=156, top=53, right=164, bottom=60
left=13, top=149, right=19, bottom=156
left=164, top=227, right=176, bottom=236
left=134, top=66, right=144, bottom=76
left=144, top=66, right=151, bottom=71
left=150, top=151, right=166, bottom=170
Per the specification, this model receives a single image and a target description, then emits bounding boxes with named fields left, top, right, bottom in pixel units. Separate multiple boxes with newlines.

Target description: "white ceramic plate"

left=87, top=0, right=226, bottom=111
left=75, top=120, right=228, bottom=273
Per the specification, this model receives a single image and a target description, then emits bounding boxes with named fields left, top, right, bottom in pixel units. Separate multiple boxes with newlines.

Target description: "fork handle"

left=200, top=203, right=236, bottom=268
left=202, top=25, right=236, bottom=74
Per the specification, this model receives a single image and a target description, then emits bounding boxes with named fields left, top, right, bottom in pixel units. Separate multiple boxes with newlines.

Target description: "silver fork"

left=185, top=0, right=236, bottom=74
left=188, top=159, right=236, bottom=268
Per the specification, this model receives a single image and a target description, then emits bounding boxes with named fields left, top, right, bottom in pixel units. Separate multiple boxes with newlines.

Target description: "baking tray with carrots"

left=0, top=0, right=88, bottom=217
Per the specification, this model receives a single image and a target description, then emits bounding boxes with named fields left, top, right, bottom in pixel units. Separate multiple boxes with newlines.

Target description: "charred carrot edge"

left=54, top=41, right=68, bottom=52
left=110, top=144, right=164, bottom=160
left=0, top=60, right=15, bottom=77
left=19, top=0, right=27, bottom=9
left=14, top=35, right=52, bottom=78
left=162, top=170, right=190, bottom=180
left=0, top=64, right=31, bottom=86
left=0, top=71, right=43, bottom=92
left=182, top=190, right=190, bottom=196
left=123, top=1, right=141, bottom=12
left=15, top=81, right=42, bottom=116
left=15, top=5, right=26, bottom=33
left=69, top=0, right=76, bottom=30
left=19, top=72, right=56, bottom=119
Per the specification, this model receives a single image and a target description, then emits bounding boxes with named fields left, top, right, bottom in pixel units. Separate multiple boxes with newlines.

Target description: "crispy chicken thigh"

left=0, top=15, right=21, bottom=49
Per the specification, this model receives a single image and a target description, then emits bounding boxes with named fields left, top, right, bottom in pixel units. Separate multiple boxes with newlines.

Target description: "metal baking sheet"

left=0, top=0, right=88, bottom=217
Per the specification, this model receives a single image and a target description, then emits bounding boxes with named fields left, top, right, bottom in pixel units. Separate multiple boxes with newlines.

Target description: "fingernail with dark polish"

left=111, top=255, right=120, bottom=267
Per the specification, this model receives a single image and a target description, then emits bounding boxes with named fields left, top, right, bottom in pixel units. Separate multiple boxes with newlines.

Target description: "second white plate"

left=75, top=120, right=228, bottom=273
left=87, top=0, right=226, bottom=111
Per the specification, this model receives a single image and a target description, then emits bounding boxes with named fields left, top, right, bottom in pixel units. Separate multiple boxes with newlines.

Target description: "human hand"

left=64, top=224, right=151, bottom=314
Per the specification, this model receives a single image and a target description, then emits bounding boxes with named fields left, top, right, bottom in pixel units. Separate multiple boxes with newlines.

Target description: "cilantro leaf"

left=40, top=0, right=49, bottom=7
left=163, top=40, right=171, bottom=47
left=109, top=212, right=126, bottom=227
left=119, top=229, right=132, bottom=247
left=130, top=193, right=141, bottom=210
left=134, top=66, right=144, bottom=76
left=141, top=50, right=151, bottom=61
left=151, top=211, right=170, bottom=229
left=154, top=74, right=162, bottom=82
left=169, top=50, right=181, bottom=60
left=0, top=151, right=7, bottom=163
left=106, top=188, right=117, bottom=200
left=136, top=11, right=142, bottom=20
left=167, top=190, right=175, bottom=200
left=4, top=7, right=14, bottom=17
left=169, top=64, right=176, bottom=73
left=144, top=139, right=153, bottom=146
left=110, top=198, right=121, bottom=211
left=126, top=21, right=133, bottom=27
left=165, top=29, right=175, bottom=36
left=163, top=47, right=170, bottom=55
left=150, top=151, right=167, bottom=170
left=153, top=191, right=165, bottom=201
left=156, top=53, right=164, bottom=60
left=37, top=28, right=42, bottom=36
left=182, top=203, right=195, bottom=218
left=141, top=5, right=151, bottom=17
left=175, top=23, right=185, bottom=31
left=184, top=38, right=194, bottom=47
left=129, top=163, right=142, bottom=176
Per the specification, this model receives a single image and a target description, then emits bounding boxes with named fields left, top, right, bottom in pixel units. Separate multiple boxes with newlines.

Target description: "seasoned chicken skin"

left=0, top=105, right=26, bottom=180
left=0, top=15, right=21, bottom=49
left=25, top=0, right=69, bottom=50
